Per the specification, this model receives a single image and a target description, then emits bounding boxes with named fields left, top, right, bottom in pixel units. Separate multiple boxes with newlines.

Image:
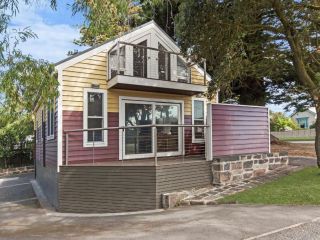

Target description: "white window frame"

left=47, top=102, right=55, bottom=140
left=83, top=88, right=108, bottom=147
left=192, top=98, right=207, bottom=143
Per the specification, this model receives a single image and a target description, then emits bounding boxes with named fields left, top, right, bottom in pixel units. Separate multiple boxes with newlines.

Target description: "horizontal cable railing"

left=64, top=124, right=209, bottom=166
left=107, top=41, right=207, bottom=85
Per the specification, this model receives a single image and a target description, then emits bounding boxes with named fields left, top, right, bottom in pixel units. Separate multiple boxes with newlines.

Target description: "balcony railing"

left=64, top=124, right=209, bottom=166
left=108, top=41, right=207, bottom=85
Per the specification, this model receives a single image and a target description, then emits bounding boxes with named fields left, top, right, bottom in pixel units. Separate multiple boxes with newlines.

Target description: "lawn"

left=279, top=137, right=315, bottom=141
left=218, top=167, right=320, bottom=205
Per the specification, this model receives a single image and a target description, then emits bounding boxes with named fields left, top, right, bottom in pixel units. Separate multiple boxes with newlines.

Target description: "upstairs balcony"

left=107, top=41, right=208, bottom=95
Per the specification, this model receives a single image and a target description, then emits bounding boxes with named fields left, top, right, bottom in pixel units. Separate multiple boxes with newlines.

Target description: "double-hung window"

left=192, top=98, right=206, bottom=143
left=84, top=89, right=108, bottom=147
left=47, top=101, right=54, bottom=140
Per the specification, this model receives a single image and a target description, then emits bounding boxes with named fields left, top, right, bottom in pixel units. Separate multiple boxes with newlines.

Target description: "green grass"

left=218, top=167, right=320, bottom=205
left=279, top=137, right=315, bottom=141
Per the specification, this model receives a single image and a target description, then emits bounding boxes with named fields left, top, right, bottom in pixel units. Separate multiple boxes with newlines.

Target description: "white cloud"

left=9, top=2, right=85, bottom=63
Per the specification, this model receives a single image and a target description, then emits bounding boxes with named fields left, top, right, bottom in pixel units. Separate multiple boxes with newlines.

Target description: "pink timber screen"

left=211, top=104, right=270, bottom=157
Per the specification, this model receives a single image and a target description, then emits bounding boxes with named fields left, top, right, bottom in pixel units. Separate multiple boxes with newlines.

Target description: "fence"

left=0, top=148, right=34, bottom=169
left=271, top=129, right=316, bottom=139
left=64, top=124, right=209, bottom=166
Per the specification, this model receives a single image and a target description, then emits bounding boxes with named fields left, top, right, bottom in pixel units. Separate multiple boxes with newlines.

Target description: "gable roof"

left=55, top=20, right=212, bottom=80
left=291, top=107, right=317, bottom=117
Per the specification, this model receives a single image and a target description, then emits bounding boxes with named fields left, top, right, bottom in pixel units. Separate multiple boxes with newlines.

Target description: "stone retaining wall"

left=212, top=152, right=289, bottom=185
left=0, top=165, right=34, bottom=177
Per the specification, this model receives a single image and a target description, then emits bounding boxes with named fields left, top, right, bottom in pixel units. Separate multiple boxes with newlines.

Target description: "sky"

left=9, top=0, right=289, bottom=114
left=10, top=0, right=86, bottom=63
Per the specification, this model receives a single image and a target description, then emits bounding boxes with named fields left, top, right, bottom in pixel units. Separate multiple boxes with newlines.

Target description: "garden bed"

left=271, top=142, right=316, bottom=158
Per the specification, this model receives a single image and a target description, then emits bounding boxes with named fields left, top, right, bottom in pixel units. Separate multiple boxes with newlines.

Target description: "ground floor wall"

left=58, top=161, right=211, bottom=213
left=35, top=160, right=59, bottom=209
left=57, top=152, right=288, bottom=213
left=58, top=166, right=157, bottom=213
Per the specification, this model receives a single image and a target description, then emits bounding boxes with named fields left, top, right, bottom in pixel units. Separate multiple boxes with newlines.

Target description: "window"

left=192, top=99, right=206, bottom=142
left=158, top=43, right=171, bottom=81
left=109, top=46, right=125, bottom=79
left=83, top=89, right=108, bottom=147
left=296, top=117, right=309, bottom=129
left=47, top=101, right=54, bottom=140
left=177, top=57, right=189, bottom=83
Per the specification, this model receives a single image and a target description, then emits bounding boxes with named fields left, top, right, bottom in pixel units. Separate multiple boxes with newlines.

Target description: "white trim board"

left=108, top=75, right=207, bottom=93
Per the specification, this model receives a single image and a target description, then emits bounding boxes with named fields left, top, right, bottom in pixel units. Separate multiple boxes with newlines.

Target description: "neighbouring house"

left=34, top=21, right=283, bottom=213
left=291, top=107, right=316, bottom=129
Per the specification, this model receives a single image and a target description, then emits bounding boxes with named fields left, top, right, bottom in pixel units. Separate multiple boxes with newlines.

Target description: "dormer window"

left=177, top=57, right=189, bottom=83
left=109, top=46, right=125, bottom=79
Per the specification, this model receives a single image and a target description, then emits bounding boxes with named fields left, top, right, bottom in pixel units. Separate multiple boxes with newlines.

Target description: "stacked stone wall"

left=212, top=153, right=288, bottom=185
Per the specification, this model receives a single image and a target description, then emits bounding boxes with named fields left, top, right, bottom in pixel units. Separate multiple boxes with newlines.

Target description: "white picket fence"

left=271, top=129, right=315, bottom=139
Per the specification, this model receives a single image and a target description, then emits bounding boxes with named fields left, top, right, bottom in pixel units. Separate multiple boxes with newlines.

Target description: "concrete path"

left=1, top=170, right=320, bottom=239
left=2, top=201, right=320, bottom=240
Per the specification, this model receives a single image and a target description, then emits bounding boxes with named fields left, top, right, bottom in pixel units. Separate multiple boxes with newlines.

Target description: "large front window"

left=122, top=99, right=182, bottom=159
left=84, top=89, right=107, bottom=147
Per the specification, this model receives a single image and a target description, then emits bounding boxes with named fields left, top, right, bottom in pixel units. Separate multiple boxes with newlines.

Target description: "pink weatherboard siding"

left=63, top=111, right=119, bottom=164
left=63, top=113, right=203, bottom=164
left=211, top=104, right=269, bottom=156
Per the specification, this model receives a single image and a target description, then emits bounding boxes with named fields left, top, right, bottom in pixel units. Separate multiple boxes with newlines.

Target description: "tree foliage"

left=0, top=0, right=58, bottom=166
left=71, top=0, right=143, bottom=46
left=175, top=0, right=320, bottom=164
left=270, top=112, right=299, bottom=131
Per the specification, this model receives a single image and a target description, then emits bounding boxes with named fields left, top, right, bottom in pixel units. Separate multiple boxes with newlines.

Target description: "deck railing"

left=108, top=41, right=207, bottom=85
left=64, top=124, right=210, bottom=166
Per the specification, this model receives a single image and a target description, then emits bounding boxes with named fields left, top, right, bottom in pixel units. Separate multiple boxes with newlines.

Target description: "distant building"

left=291, top=107, right=316, bottom=129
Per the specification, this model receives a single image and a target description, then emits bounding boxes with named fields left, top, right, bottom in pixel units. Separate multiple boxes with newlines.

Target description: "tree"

left=270, top=112, right=299, bottom=131
left=0, top=0, right=58, bottom=168
left=175, top=0, right=320, bottom=166
left=71, top=0, right=143, bottom=46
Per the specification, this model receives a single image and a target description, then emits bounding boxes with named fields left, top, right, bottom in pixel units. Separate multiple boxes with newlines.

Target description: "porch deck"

left=58, top=156, right=212, bottom=213
left=69, top=155, right=207, bottom=166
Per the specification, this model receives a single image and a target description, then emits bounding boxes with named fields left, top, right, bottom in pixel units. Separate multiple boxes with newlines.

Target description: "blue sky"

left=10, top=0, right=86, bottom=63
left=10, top=0, right=288, bottom=113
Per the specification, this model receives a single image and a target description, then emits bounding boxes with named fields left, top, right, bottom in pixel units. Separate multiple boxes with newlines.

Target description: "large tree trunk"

left=315, top=103, right=320, bottom=168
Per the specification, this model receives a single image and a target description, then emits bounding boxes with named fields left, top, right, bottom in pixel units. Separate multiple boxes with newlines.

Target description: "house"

left=291, top=107, right=316, bottom=129
left=33, top=21, right=276, bottom=213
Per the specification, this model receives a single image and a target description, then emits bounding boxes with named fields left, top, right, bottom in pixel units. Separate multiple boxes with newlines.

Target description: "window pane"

left=88, top=92, right=103, bottom=116
left=194, top=100, right=204, bottom=119
left=88, top=118, right=103, bottom=142
left=110, top=47, right=125, bottom=72
left=177, top=57, right=188, bottom=81
left=124, top=103, right=152, bottom=155
left=194, top=119, right=205, bottom=139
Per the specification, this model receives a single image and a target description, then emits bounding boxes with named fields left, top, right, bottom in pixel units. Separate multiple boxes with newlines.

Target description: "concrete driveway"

left=1, top=172, right=320, bottom=240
